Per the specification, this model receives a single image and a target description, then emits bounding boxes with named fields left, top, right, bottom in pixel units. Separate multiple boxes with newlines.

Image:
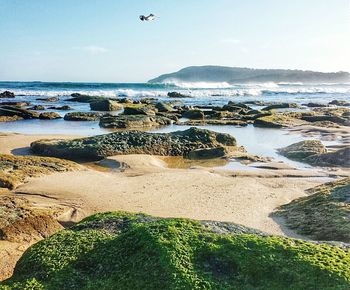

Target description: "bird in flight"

left=139, top=14, right=156, bottom=21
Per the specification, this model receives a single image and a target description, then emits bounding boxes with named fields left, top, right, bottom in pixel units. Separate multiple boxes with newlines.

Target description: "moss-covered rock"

left=254, top=113, right=304, bottom=128
left=0, top=106, right=39, bottom=120
left=90, top=100, right=123, bottom=111
left=30, top=128, right=237, bottom=161
left=278, top=140, right=327, bottom=160
left=0, top=154, right=79, bottom=189
left=99, top=114, right=172, bottom=129
left=262, top=103, right=299, bottom=111
left=1, top=211, right=349, bottom=289
left=39, top=112, right=62, bottom=120
left=182, top=109, right=205, bottom=120
left=64, top=112, right=102, bottom=121
left=275, top=178, right=350, bottom=243
left=123, top=106, right=156, bottom=116
left=306, top=147, right=350, bottom=167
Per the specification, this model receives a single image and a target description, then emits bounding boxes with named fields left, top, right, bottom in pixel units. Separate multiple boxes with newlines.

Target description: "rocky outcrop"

left=0, top=106, right=39, bottom=119
left=301, top=115, right=347, bottom=125
left=0, top=91, right=15, bottom=98
left=48, top=105, right=72, bottom=110
left=306, top=147, right=350, bottom=167
left=279, top=141, right=349, bottom=167
left=36, top=97, right=59, bottom=102
left=254, top=113, right=304, bottom=128
left=278, top=140, right=327, bottom=160
left=123, top=106, right=156, bottom=116
left=275, top=178, right=350, bottom=242
left=0, top=102, right=30, bottom=107
left=186, top=147, right=226, bottom=159
left=329, top=100, right=350, bottom=106
left=304, top=103, right=328, bottom=108
left=0, top=195, right=64, bottom=281
left=67, top=94, right=106, bottom=103
left=99, top=114, right=172, bottom=129
left=155, top=102, right=174, bottom=112
left=90, top=100, right=123, bottom=111
left=0, top=116, right=22, bottom=122
left=262, top=103, right=299, bottom=111
left=182, top=109, right=205, bottom=120
left=28, top=105, right=45, bottom=110
left=39, top=112, right=62, bottom=120
left=180, top=119, right=248, bottom=126
left=0, top=196, right=63, bottom=243
left=0, top=154, right=79, bottom=189
left=31, top=127, right=237, bottom=161
left=64, top=112, right=102, bottom=121
left=167, top=91, right=191, bottom=98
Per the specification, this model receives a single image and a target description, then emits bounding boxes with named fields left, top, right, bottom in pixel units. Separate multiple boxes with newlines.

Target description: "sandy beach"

left=1, top=123, right=349, bottom=281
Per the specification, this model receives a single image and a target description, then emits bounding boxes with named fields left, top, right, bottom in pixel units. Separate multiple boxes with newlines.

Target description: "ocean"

left=0, top=81, right=347, bottom=169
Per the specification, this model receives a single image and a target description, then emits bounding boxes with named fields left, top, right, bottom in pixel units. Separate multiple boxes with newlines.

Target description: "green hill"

left=149, top=66, right=350, bottom=84
left=1, top=212, right=349, bottom=290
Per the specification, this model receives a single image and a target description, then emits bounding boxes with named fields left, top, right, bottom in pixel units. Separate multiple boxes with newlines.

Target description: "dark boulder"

left=304, top=103, right=328, bottom=108
left=64, top=112, right=102, bottom=121
left=39, top=112, right=62, bottom=120
left=48, top=105, right=72, bottom=111
left=0, top=91, right=15, bottom=98
left=0, top=106, right=39, bottom=119
left=67, top=94, right=106, bottom=103
left=90, top=100, right=123, bottom=111
left=306, top=147, right=350, bottom=167
left=278, top=140, right=327, bottom=160
left=36, top=97, right=59, bottom=102
left=29, top=105, right=45, bottom=110
left=182, top=109, right=205, bottom=120
left=123, top=106, right=156, bottom=116
left=187, top=147, right=226, bottom=159
left=99, top=114, right=171, bottom=129
left=0, top=101, right=30, bottom=107
left=155, top=102, right=174, bottom=112
left=262, top=103, right=299, bottom=111
left=167, top=92, right=191, bottom=98
left=301, top=115, right=347, bottom=125
left=329, top=100, right=350, bottom=106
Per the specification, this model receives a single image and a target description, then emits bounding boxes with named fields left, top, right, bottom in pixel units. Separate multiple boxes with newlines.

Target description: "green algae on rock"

left=1, top=211, right=349, bottom=289
left=254, top=113, right=305, bottom=128
left=278, top=140, right=327, bottom=160
left=99, top=114, right=172, bottom=129
left=279, top=141, right=350, bottom=168
left=275, top=178, right=350, bottom=243
left=30, top=128, right=237, bottom=161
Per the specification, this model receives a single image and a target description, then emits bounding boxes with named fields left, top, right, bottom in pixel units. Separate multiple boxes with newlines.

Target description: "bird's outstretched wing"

left=140, top=14, right=156, bottom=21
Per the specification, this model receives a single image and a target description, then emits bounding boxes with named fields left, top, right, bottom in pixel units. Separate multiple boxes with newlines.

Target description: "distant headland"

left=149, top=66, right=350, bottom=84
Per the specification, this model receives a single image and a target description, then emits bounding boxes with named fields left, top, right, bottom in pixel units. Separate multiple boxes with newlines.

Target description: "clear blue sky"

left=0, top=0, right=349, bottom=82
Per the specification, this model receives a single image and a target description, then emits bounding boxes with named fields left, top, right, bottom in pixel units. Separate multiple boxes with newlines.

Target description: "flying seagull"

left=139, top=14, right=156, bottom=21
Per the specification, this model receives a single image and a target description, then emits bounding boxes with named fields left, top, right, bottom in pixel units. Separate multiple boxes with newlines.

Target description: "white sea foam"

left=1, top=82, right=349, bottom=100
left=162, top=79, right=234, bottom=89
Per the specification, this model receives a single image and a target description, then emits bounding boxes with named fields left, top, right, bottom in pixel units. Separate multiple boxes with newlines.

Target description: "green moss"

left=275, top=178, right=350, bottom=243
left=1, top=212, right=349, bottom=290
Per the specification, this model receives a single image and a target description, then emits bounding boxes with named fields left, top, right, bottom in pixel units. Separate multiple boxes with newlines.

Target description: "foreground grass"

left=1, top=212, right=349, bottom=290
